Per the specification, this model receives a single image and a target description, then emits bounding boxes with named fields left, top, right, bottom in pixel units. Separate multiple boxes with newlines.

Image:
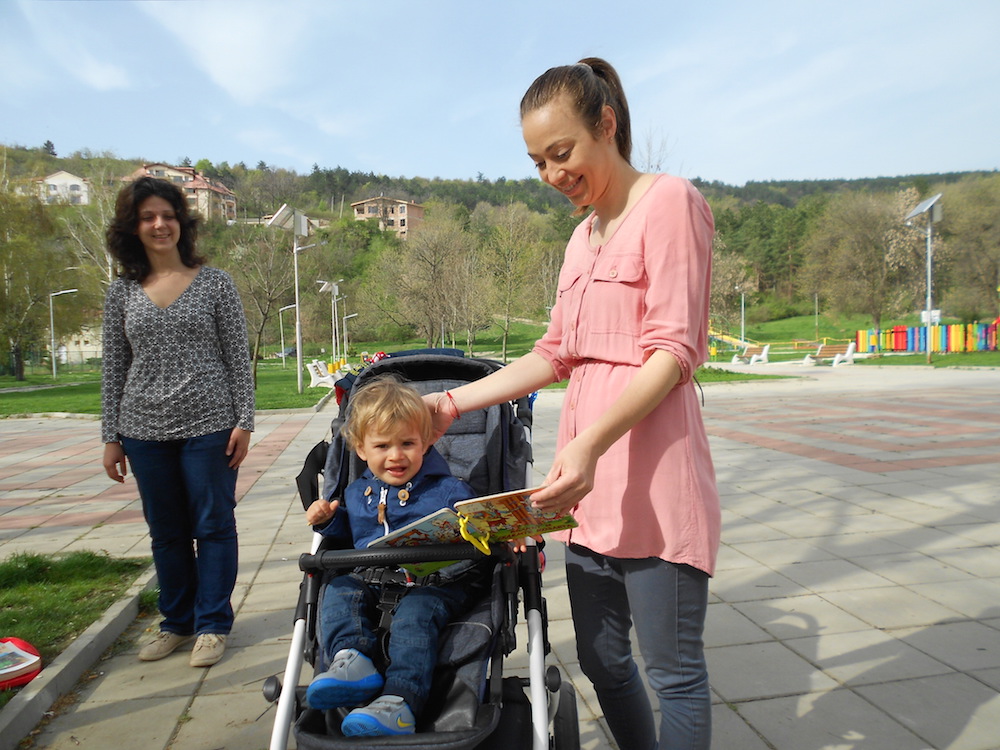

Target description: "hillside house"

left=31, top=170, right=91, bottom=205
left=126, top=163, right=237, bottom=222
left=351, top=196, right=424, bottom=239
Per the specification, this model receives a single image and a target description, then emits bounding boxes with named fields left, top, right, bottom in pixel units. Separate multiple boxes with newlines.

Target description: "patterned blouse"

left=101, top=266, right=255, bottom=443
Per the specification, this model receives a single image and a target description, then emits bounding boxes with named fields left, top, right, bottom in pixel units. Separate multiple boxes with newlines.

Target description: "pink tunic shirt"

left=534, top=175, right=721, bottom=575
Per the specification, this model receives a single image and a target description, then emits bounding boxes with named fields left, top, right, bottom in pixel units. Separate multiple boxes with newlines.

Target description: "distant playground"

left=709, top=319, right=999, bottom=363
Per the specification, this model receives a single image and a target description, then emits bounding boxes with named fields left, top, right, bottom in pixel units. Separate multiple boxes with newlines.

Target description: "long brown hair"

left=520, top=57, right=632, bottom=165
left=106, top=177, right=204, bottom=281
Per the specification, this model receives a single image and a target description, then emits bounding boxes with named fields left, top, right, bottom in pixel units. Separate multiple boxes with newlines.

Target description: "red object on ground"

left=0, top=637, right=42, bottom=690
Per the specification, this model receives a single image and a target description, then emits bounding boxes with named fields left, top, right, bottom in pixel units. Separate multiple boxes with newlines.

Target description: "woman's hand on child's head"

left=422, top=392, right=457, bottom=443
left=306, top=499, right=338, bottom=526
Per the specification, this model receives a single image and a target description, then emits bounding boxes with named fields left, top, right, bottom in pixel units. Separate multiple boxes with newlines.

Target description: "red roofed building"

left=126, top=163, right=237, bottom=222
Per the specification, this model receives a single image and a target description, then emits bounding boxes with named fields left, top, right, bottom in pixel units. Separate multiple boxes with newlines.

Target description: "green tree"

left=216, top=224, right=295, bottom=380
left=364, top=203, right=475, bottom=348
left=803, top=190, right=924, bottom=330
left=471, top=202, right=543, bottom=361
left=938, top=174, right=1000, bottom=321
left=0, top=192, right=83, bottom=379
left=60, top=171, right=120, bottom=287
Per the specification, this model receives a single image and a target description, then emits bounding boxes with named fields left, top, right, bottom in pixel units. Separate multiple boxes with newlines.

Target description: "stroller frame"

left=265, top=352, right=579, bottom=750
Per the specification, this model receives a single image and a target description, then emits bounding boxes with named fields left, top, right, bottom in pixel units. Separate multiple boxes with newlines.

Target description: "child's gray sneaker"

left=341, top=695, right=416, bottom=737
left=306, top=648, right=384, bottom=710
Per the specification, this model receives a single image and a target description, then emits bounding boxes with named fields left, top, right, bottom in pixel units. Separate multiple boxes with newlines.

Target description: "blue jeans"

left=122, top=430, right=239, bottom=636
left=566, top=544, right=711, bottom=750
left=319, top=573, right=482, bottom=715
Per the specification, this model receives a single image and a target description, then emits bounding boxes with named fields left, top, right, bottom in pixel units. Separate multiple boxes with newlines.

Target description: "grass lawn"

left=4, top=315, right=996, bottom=417
left=0, top=362, right=326, bottom=417
left=0, top=551, right=152, bottom=710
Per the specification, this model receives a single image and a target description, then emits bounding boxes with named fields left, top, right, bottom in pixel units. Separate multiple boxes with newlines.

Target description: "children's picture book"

left=367, top=486, right=577, bottom=575
left=0, top=638, right=42, bottom=681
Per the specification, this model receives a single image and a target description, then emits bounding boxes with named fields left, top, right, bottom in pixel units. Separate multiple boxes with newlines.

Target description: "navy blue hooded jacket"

left=321, top=445, right=473, bottom=549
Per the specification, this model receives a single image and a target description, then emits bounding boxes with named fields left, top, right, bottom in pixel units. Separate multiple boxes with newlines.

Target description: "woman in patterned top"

left=101, top=177, right=255, bottom=668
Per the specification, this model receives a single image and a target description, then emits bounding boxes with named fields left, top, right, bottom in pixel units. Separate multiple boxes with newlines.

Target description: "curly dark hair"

left=106, top=176, right=204, bottom=281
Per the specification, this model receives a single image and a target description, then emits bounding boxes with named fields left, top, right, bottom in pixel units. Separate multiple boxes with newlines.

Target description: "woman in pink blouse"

left=427, top=58, right=718, bottom=750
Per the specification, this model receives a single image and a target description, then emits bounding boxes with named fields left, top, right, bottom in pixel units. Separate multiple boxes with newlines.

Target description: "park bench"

left=731, top=344, right=770, bottom=365
left=305, top=361, right=336, bottom=388
left=803, top=341, right=856, bottom=366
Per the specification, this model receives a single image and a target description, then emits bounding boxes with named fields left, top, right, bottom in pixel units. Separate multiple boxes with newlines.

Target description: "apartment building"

left=29, top=170, right=91, bottom=205
left=126, top=163, right=237, bottom=222
left=350, top=195, right=424, bottom=239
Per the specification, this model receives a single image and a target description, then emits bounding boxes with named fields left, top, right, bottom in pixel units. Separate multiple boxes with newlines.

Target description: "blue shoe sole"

left=306, top=674, right=383, bottom=710
left=341, top=713, right=415, bottom=737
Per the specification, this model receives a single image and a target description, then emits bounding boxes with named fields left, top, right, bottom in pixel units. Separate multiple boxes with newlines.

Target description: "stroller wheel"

left=553, top=682, right=580, bottom=750
left=263, top=675, right=282, bottom=703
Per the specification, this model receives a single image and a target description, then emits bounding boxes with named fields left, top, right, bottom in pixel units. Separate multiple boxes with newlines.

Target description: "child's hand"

left=507, top=536, right=543, bottom=554
left=306, top=498, right=339, bottom=526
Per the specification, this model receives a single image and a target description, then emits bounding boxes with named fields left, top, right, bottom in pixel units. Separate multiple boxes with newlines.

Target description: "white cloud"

left=137, top=0, right=335, bottom=106
left=15, top=0, right=131, bottom=91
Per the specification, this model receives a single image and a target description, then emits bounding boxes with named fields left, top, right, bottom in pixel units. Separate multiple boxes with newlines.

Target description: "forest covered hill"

left=3, top=141, right=993, bottom=215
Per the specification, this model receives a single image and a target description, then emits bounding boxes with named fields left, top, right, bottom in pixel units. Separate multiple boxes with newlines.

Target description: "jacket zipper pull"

left=378, top=486, right=388, bottom=528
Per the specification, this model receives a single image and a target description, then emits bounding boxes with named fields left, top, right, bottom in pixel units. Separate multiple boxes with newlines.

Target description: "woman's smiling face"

left=522, top=93, right=617, bottom=209
left=135, top=195, right=180, bottom=257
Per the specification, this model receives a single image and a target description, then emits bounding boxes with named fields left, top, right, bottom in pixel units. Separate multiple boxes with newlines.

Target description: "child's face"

left=356, top=422, right=427, bottom=486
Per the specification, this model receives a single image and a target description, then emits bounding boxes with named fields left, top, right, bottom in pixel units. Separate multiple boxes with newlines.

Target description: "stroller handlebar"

left=299, top=543, right=511, bottom=572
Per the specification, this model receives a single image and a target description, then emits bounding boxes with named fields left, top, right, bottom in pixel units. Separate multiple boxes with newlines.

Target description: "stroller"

left=264, top=350, right=580, bottom=750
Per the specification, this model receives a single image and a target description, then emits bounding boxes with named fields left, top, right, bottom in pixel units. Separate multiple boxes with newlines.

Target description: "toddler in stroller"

left=265, top=350, right=580, bottom=750
left=303, top=374, right=494, bottom=737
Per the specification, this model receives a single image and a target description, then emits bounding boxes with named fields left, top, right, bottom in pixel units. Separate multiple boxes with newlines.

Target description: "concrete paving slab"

left=708, top=640, right=840, bottom=703
left=783, top=628, right=956, bottom=686
left=819, top=586, right=965, bottom=629
left=892, top=620, right=1000, bottom=672
left=29, top=695, right=191, bottom=750
left=734, top=594, right=873, bottom=640
left=736, top=688, right=930, bottom=750
left=855, top=672, right=1000, bottom=750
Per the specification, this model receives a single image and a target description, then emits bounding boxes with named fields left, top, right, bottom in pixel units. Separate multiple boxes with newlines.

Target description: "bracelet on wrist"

left=437, top=390, right=461, bottom=420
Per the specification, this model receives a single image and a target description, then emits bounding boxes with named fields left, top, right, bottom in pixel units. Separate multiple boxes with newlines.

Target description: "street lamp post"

left=342, top=313, right=358, bottom=362
left=317, top=278, right=344, bottom=366
left=905, top=194, right=943, bottom=364
left=267, top=205, right=319, bottom=394
left=814, top=292, right=819, bottom=343
left=49, top=289, right=77, bottom=378
left=278, top=304, right=296, bottom=369
left=292, top=237, right=322, bottom=393
left=735, top=287, right=745, bottom=344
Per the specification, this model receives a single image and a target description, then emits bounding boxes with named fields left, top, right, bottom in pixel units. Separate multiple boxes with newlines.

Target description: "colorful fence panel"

left=857, top=321, right=999, bottom=354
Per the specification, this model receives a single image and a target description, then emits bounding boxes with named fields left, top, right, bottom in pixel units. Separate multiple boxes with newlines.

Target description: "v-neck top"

left=532, top=174, right=721, bottom=575
left=101, top=266, right=255, bottom=442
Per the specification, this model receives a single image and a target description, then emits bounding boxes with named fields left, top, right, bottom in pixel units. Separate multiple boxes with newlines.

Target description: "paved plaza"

left=1, top=363, right=999, bottom=749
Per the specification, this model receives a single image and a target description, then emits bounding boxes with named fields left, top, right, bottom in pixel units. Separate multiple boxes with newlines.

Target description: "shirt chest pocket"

left=592, top=254, right=644, bottom=285
left=585, top=254, right=646, bottom=333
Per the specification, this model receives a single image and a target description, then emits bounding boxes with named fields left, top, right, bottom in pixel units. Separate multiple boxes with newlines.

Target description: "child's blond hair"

left=341, top=375, right=433, bottom=450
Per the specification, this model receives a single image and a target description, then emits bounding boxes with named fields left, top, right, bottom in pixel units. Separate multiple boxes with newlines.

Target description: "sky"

left=1, top=0, right=998, bottom=187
